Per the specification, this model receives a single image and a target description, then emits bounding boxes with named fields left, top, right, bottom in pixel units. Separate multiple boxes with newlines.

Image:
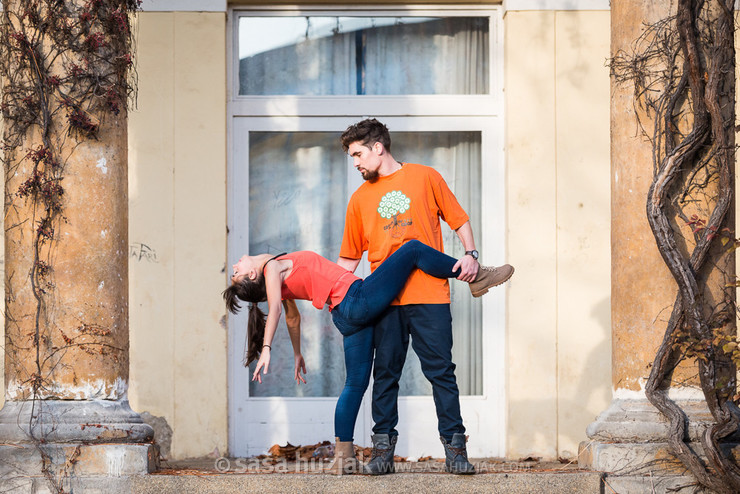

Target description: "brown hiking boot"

left=469, top=264, right=514, bottom=297
left=324, top=437, right=359, bottom=475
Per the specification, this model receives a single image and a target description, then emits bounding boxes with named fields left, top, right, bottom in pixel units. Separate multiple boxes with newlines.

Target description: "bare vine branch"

left=613, top=1, right=740, bottom=491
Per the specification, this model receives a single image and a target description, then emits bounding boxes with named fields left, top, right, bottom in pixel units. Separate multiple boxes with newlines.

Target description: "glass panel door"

left=374, top=117, right=503, bottom=458
left=247, top=132, right=348, bottom=397
left=237, top=130, right=483, bottom=399
left=228, top=117, right=503, bottom=458
left=229, top=119, right=367, bottom=457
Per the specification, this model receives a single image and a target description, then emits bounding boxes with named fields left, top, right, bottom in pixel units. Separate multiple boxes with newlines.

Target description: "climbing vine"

left=0, top=1, right=140, bottom=490
left=611, top=0, right=740, bottom=492
left=1, top=0, right=139, bottom=398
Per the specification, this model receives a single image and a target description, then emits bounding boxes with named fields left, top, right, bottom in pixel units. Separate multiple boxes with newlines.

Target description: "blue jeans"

left=331, top=240, right=459, bottom=441
left=334, top=326, right=373, bottom=442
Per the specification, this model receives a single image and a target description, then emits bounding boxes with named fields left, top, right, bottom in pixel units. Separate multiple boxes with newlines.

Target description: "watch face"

left=467, top=250, right=479, bottom=260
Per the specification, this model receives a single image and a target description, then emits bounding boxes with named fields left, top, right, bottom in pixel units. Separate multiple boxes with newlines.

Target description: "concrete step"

left=13, top=471, right=720, bottom=494
left=0, top=459, right=604, bottom=493
left=133, top=471, right=604, bottom=494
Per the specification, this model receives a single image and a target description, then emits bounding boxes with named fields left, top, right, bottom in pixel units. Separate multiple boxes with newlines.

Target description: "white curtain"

left=239, top=17, right=489, bottom=95
left=362, top=18, right=488, bottom=95
left=391, top=132, right=483, bottom=396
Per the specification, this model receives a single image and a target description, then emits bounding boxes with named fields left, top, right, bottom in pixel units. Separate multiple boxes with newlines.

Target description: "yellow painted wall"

left=128, top=11, right=227, bottom=460
left=505, top=9, right=611, bottom=459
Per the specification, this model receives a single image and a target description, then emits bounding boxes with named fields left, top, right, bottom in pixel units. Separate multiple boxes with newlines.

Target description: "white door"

left=228, top=118, right=371, bottom=457
left=228, top=7, right=505, bottom=458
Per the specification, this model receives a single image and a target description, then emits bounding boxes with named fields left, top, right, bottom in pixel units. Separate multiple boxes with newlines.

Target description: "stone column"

left=0, top=1, right=155, bottom=490
left=580, top=0, right=736, bottom=485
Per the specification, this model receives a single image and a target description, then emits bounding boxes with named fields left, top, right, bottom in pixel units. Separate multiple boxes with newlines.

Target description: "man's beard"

left=361, top=168, right=379, bottom=182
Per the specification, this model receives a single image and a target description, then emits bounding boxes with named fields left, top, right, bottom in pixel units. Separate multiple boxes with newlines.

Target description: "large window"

left=229, top=8, right=502, bottom=400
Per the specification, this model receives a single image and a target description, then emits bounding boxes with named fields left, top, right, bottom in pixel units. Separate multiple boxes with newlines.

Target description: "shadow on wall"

left=509, top=296, right=611, bottom=460
left=556, top=297, right=611, bottom=458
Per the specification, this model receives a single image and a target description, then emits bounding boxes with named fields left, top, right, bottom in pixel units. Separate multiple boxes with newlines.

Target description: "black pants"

left=371, top=304, right=465, bottom=442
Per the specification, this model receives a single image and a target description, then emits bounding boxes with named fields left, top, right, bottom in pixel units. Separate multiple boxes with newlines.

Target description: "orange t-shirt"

left=340, top=163, right=469, bottom=305
left=279, top=251, right=360, bottom=309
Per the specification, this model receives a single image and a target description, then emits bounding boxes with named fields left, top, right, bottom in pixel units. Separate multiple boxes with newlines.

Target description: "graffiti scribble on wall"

left=130, top=242, right=159, bottom=263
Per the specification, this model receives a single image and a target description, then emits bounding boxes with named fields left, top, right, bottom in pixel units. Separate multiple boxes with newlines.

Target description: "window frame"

left=227, top=5, right=503, bottom=117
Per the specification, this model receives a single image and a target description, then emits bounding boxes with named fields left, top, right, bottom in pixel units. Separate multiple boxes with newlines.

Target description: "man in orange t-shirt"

left=337, top=119, right=479, bottom=475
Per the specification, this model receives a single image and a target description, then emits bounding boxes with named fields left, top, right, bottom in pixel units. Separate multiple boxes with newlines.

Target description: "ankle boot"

left=362, top=433, right=397, bottom=475
left=469, top=264, right=514, bottom=297
left=325, top=437, right=359, bottom=475
left=441, top=433, right=476, bottom=474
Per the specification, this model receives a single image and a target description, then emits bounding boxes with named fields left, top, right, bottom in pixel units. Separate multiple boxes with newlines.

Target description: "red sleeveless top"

left=278, top=251, right=360, bottom=310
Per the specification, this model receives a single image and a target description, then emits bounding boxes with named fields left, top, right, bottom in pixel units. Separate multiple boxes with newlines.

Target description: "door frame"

left=226, top=5, right=505, bottom=458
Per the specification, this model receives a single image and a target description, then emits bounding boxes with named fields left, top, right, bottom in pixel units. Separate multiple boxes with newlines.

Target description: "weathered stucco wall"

left=127, top=11, right=227, bottom=460
left=0, top=9, right=227, bottom=460
left=505, top=9, right=611, bottom=459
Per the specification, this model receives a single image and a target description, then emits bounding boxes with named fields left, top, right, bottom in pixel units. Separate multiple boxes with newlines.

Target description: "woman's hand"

left=294, top=354, right=307, bottom=384
left=252, top=348, right=271, bottom=383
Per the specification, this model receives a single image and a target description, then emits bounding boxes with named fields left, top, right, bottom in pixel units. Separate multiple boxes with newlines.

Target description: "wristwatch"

left=465, top=250, right=479, bottom=260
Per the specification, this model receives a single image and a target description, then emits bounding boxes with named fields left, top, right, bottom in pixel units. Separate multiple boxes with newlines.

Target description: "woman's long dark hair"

left=222, top=274, right=267, bottom=366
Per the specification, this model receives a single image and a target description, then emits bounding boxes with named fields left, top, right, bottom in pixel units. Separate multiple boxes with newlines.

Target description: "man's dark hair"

left=341, top=118, right=391, bottom=153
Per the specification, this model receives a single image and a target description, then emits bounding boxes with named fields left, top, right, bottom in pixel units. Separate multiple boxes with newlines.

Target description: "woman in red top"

left=223, top=239, right=513, bottom=474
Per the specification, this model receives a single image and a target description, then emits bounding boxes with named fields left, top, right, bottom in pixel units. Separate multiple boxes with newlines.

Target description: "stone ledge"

left=5, top=469, right=724, bottom=494
left=0, top=472, right=605, bottom=494
left=602, top=474, right=713, bottom=494
left=579, top=440, right=740, bottom=475
left=0, top=400, right=154, bottom=443
left=586, top=398, right=740, bottom=443
left=0, top=443, right=158, bottom=479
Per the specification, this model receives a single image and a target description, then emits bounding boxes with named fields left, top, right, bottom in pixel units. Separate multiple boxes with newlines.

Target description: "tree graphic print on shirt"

left=378, top=191, right=413, bottom=238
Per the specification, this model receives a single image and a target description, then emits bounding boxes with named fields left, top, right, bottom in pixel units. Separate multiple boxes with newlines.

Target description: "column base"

left=0, top=399, right=154, bottom=443
left=0, top=399, right=158, bottom=482
left=0, top=442, right=158, bottom=477
left=579, top=398, right=740, bottom=474
left=579, top=439, right=740, bottom=474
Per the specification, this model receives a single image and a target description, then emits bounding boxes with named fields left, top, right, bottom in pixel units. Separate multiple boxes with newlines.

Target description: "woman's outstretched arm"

left=283, top=299, right=306, bottom=384
left=251, top=261, right=284, bottom=383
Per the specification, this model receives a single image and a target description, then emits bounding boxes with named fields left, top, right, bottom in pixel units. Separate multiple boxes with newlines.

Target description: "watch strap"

left=465, top=250, right=479, bottom=260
